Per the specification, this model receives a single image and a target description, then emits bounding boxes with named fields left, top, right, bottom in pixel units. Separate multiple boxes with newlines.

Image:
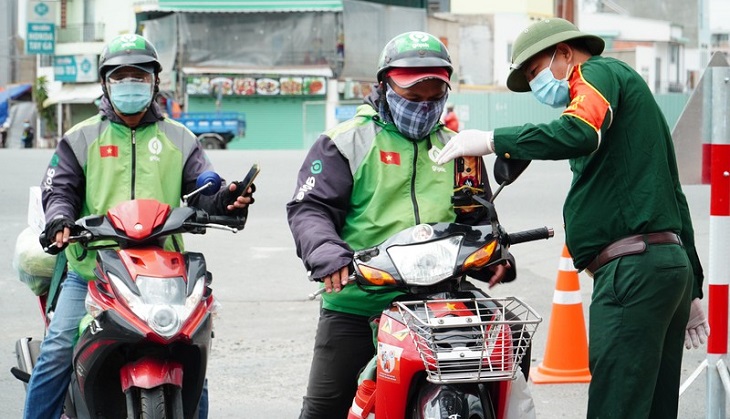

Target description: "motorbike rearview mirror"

left=196, top=171, right=223, bottom=196
left=183, top=171, right=223, bottom=203
left=494, top=157, right=530, bottom=185
left=491, top=158, right=531, bottom=202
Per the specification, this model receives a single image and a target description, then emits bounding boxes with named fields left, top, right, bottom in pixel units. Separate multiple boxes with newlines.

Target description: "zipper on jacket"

left=410, top=141, right=420, bottom=224
left=131, top=129, right=137, bottom=199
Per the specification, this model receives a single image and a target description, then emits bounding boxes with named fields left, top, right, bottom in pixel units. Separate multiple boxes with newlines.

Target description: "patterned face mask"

left=385, top=88, right=448, bottom=140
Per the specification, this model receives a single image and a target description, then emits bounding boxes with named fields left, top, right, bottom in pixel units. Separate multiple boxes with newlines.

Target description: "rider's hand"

left=321, top=265, right=349, bottom=294
left=40, top=216, right=76, bottom=255
left=215, top=182, right=255, bottom=215
left=486, top=261, right=512, bottom=289
left=685, top=297, right=710, bottom=349
left=436, top=129, right=495, bottom=165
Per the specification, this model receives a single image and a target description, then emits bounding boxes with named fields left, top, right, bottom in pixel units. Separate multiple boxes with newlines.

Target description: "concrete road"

left=0, top=149, right=723, bottom=418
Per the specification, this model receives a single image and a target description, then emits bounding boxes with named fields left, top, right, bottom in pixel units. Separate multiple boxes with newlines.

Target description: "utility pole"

left=555, top=0, right=577, bottom=24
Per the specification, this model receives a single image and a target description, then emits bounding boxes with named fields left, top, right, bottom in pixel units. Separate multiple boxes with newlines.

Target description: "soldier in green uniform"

left=436, top=18, right=708, bottom=419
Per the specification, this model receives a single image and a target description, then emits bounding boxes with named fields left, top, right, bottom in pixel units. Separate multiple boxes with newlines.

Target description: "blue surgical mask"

left=108, top=80, right=153, bottom=115
left=385, top=88, right=447, bottom=140
left=529, top=50, right=571, bottom=108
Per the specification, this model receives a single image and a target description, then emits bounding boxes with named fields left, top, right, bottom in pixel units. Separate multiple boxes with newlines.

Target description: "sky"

left=709, top=0, right=730, bottom=31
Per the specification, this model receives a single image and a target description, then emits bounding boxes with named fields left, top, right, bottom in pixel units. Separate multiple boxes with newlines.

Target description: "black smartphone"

left=236, top=163, right=260, bottom=196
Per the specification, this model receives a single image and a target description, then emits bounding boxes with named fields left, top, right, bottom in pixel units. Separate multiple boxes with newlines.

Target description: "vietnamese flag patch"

left=101, top=145, right=119, bottom=158
left=380, top=150, right=401, bottom=165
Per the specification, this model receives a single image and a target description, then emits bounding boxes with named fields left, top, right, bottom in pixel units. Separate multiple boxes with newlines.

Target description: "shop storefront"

left=136, top=0, right=427, bottom=149
left=182, top=67, right=331, bottom=149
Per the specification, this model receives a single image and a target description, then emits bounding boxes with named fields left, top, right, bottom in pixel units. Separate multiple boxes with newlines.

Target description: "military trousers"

left=586, top=242, right=692, bottom=418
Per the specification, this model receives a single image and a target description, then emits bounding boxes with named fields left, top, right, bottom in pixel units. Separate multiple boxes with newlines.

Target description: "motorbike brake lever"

left=307, top=273, right=357, bottom=300
left=42, top=232, right=92, bottom=252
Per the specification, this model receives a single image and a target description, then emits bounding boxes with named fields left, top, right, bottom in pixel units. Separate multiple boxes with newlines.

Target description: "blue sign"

left=335, top=105, right=358, bottom=121
left=34, top=2, right=49, bottom=16
left=26, top=23, right=55, bottom=54
left=54, top=55, right=98, bottom=82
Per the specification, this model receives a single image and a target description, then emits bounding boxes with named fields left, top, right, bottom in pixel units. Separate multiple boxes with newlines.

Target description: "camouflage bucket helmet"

left=98, top=34, right=162, bottom=80
left=507, top=18, right=605, bottom=92
left=376, top=31, right=453, bottom=83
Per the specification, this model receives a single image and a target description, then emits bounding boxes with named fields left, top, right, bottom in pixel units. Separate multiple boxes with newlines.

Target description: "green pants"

left=587, top=243, right=692, bottom=418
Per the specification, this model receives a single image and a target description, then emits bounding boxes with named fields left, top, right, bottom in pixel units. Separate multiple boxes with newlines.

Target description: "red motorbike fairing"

left=120, top=358, right=184, bottom=391
left=373, top=308, right=423, bottom=417
left=118, top=248, right=188, bottom=279
left=106, top=199, right=171, bottom=240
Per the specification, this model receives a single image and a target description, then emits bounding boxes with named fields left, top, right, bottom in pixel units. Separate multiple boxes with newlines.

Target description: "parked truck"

left=174, top=112, right=246, bottom=149
left=159, top=92, right=246, bottom=149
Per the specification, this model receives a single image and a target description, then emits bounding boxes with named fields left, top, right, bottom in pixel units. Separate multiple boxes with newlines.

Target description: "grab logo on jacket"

left=148, top=137, right=162, bottom=161
left=428, top=145, right=446, bottom=173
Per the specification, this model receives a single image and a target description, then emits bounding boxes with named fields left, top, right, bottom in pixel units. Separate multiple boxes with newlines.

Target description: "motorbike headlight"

left=185, top=276, right=206, bottom=310
left=148, top=305, right=180, bottom=337
left=108, top=272, right=206, bottom=339
left=108, top=272, right=144, bottom=307
left=136, top=276, right=186, bottom=305
left=84, top=292, right=104, bottom=318
left=387, top=236, right=462, bottom=286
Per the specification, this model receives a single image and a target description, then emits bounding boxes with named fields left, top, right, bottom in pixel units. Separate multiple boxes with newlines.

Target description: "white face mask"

left=529, top=50, right=571, bottom=108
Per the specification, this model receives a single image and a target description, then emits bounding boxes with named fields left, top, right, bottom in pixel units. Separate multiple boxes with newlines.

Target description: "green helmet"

left=376, top=31, right=453, bottom=83
left=98, top=34, right=162, bottom=80
left=507, top=18, right=605, bottom=92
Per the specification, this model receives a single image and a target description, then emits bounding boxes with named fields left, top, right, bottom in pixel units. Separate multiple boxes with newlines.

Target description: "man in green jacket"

left=25, top=34, right=254, bottom=419
left=287, top=31, right=514, bottom=418
left=437, top=18, right=707, bottom=418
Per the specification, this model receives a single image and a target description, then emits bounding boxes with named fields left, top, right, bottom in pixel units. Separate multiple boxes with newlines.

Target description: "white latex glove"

left=436, top=129, right=495, bottom=165
left=685, top=297, right=710, bottom=349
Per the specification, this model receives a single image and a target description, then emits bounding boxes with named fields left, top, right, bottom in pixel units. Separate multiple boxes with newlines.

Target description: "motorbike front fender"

left=120, top=357, right=183, bottom=391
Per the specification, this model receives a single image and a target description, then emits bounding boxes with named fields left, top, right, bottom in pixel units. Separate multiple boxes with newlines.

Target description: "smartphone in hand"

left=236, top=163, right=260, bottom=196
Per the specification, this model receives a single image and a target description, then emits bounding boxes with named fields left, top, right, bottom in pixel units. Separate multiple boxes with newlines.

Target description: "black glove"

left=213, top=182, right=255, bottom=217
left=39, top=216, right=76, bottom=255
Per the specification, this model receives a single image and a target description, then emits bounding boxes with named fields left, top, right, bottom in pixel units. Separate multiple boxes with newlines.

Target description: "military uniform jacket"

left=493, top=55, right=704, bottom=298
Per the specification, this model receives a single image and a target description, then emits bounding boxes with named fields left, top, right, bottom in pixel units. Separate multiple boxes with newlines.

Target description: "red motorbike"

left=12, top=171, right=247, bottom=419
left=345, top=158, right=552, bottom=419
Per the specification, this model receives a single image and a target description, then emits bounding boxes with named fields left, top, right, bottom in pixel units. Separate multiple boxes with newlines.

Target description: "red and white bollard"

left=706, top=66, right=730, bottom=417
left=706, top=141, right=730, bottom=417
left=679, top=57, right=730, bottom=418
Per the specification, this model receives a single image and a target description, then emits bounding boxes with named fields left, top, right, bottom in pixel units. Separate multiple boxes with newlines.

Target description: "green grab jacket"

left=41, top=97, right=217, bottom=280
left=287, top=90, right=498, bottom=317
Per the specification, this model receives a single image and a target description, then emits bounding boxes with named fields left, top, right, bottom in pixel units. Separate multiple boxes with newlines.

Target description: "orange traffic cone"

left=530, top=244, right=592, bottom=383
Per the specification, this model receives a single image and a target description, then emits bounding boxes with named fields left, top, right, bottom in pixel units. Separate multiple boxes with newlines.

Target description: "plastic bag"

left=505, top=373, right=537, bottom=419
left=12, top=227, right=57, bottom=296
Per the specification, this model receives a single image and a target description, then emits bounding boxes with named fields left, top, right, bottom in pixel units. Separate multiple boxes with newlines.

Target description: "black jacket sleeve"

left=286, top=135, right=354, bottom=279
left=41, top=137, right=85, bottom=222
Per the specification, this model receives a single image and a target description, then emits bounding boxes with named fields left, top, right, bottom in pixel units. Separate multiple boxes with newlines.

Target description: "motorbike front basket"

left=395, top=296, right=541, bottom=384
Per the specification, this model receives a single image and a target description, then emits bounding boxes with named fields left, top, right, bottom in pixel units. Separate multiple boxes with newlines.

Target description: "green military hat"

left=507, top=18, right=605, bottom=92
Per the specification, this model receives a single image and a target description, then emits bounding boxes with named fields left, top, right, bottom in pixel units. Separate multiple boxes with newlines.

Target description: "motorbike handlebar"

left=506, top=227, right=554, bottom=245
left=203, top=214, right=246, bottom=227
